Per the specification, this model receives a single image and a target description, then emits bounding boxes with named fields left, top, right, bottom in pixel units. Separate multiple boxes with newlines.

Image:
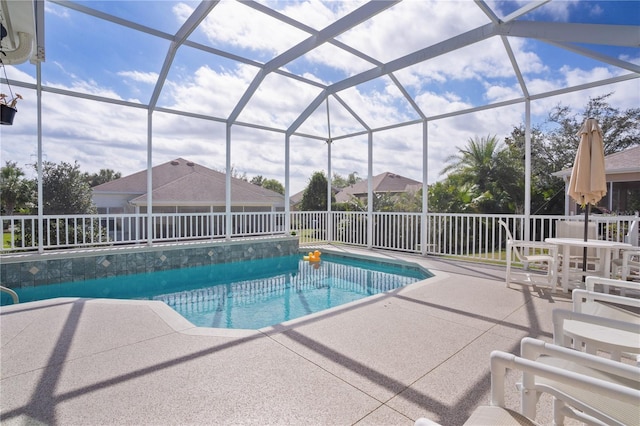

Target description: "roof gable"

left=553, top=145, right=640, bottom=177
left=94, top=158, right=284, bottom=205
left=340, top=172, right=422, bottom=196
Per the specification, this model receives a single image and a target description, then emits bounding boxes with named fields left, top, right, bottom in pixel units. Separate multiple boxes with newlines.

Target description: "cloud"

left=523, top=0, right=580, bottom=22
left=44, top=2, right=70, bottom=19
left=2, top=0, right=636, bottom=195
left=118, top=71, right=160, bottom=85
left=619, top=54, right=640, bottom=66
left=484, top=84, right=523, bottom=103
left=194, top=1, right=309, bottom=57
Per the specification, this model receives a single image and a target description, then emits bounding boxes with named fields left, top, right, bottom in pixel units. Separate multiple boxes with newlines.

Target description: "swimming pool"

left=1, top=253, right=431, bottom=329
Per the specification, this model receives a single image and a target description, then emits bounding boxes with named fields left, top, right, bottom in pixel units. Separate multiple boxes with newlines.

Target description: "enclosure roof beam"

left=227, top=0, right=398, bottom=124
left=503, top=21, right=640, bottom=46
left=149, top=1, right=220, bottom=111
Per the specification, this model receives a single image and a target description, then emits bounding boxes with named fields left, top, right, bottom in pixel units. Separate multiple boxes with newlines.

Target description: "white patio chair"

left=583, top=275, right=640, bottom=299
left=584, top=275, right=640, bottom=296
left=414, top=338, right=640, bottom=426
left=612, top=248, right=640, bottom=284
left=519, top=337, right=640, bottom=426
left=499, top=220, right=557, bottom=291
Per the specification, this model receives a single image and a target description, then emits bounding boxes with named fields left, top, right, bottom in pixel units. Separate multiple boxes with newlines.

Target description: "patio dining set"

left=415, top=223, right=640, bottom=425
left=503, top=219, right=640, bottom=294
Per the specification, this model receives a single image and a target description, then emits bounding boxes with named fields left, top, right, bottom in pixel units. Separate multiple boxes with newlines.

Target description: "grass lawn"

left=3, top=232, right=12, bottom=248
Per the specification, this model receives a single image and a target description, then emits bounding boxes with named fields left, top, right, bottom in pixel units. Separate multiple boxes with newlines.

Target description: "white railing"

left=2, top=211, right=638, bottom=259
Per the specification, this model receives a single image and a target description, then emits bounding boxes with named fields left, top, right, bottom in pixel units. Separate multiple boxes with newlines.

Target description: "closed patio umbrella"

left=567, top=117, right=607, bottom=274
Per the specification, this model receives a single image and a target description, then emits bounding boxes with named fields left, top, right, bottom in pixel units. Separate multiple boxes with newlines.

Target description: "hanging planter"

left=0, top=93, right=22, bottom=126
left=1, top=104, right=17, bottom=125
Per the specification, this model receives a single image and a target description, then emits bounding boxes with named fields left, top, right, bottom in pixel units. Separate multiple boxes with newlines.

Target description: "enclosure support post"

left=36, top=61, right=44, bottom=253
left=225, top=123, right=232, bottom=240
left=421, top=120, right=428, bottom=256
left=367, top=131, right=373, bottom=249
left=326, top=138, right=332, bottom=243
left=284, top=134, right=291, bottom=234
left=146, top=112, right=153, bottom=245
left=524, top=100, right=532, bottom=242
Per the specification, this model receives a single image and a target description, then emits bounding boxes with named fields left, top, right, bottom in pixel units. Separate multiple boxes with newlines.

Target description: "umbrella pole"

left=582, top=204, right=590, bottom=281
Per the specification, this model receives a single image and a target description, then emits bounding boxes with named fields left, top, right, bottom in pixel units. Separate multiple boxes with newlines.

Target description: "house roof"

left=289, top=185, right=341, bottom=206
left=93, top=158, right=284, bottom=206
left=335, top=172, right=422, bottom=203
left=552, top=145, right=640, bottom=178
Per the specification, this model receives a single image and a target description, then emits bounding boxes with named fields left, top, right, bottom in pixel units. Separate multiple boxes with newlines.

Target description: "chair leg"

left=506, top=246, right=512, bottom=288
left=549, top=260, right=557, bottom=292
left=553, top=398, right=567, bottom=426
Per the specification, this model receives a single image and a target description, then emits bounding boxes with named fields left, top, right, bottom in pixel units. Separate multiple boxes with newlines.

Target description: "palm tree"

left=440, top=135, right=521, bottom=213
left=441, top=135, right=501, bottom=193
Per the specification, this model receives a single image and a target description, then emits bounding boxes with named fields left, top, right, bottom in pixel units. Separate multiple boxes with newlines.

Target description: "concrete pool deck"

left=1, top=246, right=577, bottom=425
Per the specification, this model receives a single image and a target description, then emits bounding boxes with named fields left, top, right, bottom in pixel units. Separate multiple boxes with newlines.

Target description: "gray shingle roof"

left=334, top=172, right=422, bottom=203
left=553, top=145, right=640, bottom=177
left=93, top=158, right=284, bottom=206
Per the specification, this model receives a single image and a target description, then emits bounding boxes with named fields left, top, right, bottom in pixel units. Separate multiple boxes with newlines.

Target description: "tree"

left=505, top=92, right=640, bottom=214
left=15, top=161, right=102, bottom=248
left=250, top=175, right=265, bottom=186
left=428, top=179, right=476, bottom=213
left=1, top=161, right=34, bottom=215
left=300, top=171, right=332, bottom=211
left=441, top=135, right=500, bottom=193
left=439, top=135, right=519, bottom=213
left=40, top=161, right=97, bottom=215
left=250, top=175, right=284, bottom=195
left=332, top=171, right=362, bottom=189
left=385, top=188, right=422, bottom=212
left=543, top=93, right=639, bottom=175
left=504, top=125, right=566, bottom=214
left=262, top=179, right=284, bottom=195
left=84, top=169, right=121, bottom=187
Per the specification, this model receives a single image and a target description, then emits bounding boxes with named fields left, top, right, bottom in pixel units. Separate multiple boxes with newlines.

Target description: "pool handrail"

left=1, top=286, right=19, bottom=304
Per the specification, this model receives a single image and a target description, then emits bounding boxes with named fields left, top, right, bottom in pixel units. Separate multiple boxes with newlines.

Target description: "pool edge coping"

left=1, top=250, right=449, bottom=339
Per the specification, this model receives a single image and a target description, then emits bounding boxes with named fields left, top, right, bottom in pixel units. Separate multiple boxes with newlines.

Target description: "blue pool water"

left=1, top=254, right=431, bottom=329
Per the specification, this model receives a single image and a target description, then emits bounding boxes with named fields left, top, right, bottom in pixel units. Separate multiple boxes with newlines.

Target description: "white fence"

left=2, top=211, right=638, bottom=260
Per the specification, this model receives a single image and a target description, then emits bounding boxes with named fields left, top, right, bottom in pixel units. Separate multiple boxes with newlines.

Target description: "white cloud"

left=561, top=65, right=617, bottom=87
left=588, top=4, right=604, bottom=18
left=619, top=54, right=640, bottom=66
left=523, top=0, right=580, bottom=22
left=44, top=2, right=70, bottom=19
left=2, top=0, right=636, bottom=195
left=118, top=71, right=160, bottom=85
left=484, top=83, right=523, bottom=103
left=195, top=1, right=309, bottom=57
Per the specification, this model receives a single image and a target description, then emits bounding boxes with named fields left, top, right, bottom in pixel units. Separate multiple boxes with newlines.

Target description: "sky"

left=1, top=0, right=639, bottom=194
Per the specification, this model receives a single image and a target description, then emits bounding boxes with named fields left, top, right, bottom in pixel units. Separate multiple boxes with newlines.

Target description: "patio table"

left=561, top=316, right=640, bottom=363
left=544, top=237, right=631, bottom=293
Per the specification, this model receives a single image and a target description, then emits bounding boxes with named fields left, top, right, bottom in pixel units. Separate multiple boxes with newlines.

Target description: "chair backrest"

left=557, top=221, right=597, bottom=257
left=498, top=219, right=515, bottom=241
left=499, top=220, right=525, bottom=262
left=625, top=219, right=638, bottom=246
left=584, top=276, right=640, bottom=293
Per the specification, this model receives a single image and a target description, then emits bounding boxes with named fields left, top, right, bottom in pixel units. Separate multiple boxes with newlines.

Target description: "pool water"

left=1, top=254, right=431, bottom=329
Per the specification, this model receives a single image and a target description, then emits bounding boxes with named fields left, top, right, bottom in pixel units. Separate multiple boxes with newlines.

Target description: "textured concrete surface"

left=1, top=247, right=579, bottom=425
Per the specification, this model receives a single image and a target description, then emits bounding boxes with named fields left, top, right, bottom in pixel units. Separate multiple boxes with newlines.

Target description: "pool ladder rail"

left=1, top=286, right=19, bottom=304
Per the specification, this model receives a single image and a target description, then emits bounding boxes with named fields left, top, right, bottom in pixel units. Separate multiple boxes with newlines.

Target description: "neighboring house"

left=289, top=172, right=422, bottom=210
left=553, top=145, right=640, bottom=215
left=289, top=185, right=341, bottom=211
left=92, top=158, right=285, bottom=214
left=335, top=172, right=422, bottom=205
